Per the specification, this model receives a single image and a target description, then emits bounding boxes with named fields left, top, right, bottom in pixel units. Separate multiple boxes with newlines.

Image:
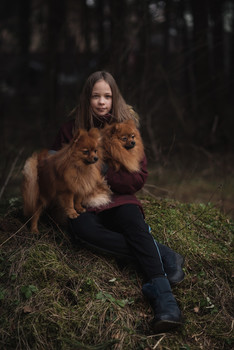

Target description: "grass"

left=0, top=195, right=233, bottom=350
left=146, top=153, right=234, bottom=221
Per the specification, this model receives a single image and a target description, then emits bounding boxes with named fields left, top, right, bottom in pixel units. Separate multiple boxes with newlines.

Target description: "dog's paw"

left=66, top=209, right=79, bottom=219
left=75, top=206, right=86, bottom=213
left=31, top=227, right=39, bottom=234
left=68, top=212, right=80, bottom=219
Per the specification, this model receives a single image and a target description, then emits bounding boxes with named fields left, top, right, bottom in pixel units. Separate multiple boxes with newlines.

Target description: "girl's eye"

left=92, top=95, right=99, bottom=99
left=105, top=95, right=112, bottom=99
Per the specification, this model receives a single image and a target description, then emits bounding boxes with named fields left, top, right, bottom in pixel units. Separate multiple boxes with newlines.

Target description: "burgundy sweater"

left=51, top=119, right=148, bottom=214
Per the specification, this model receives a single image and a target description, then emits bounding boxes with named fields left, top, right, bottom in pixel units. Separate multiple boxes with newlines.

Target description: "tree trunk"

left=108, top=0, right=127, bottom=80
left=44, top=0, right=66, bottom=122
left=18, top=0, right=31, bottom=87
left=191, top=0, right=210, bottom=113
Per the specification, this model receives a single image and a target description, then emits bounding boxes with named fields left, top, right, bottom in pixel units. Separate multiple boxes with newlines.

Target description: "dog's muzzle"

left=125, top=141, right=136, bottom=150
left=85, top=157, right=98, bottom=164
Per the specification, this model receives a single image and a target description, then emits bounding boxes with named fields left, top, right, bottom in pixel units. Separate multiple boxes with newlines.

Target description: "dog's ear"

left=88, top=127, right=101, bottom=140
left=73, top=129, right=86, bottom=143
left=104, top=123, right=117, bottom=136
left=125, top=119, right=136, bottom=128
left=114, top=123, right=121, bottom=132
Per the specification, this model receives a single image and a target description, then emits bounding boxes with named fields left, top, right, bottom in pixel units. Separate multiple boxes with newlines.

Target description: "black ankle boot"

left=142, top=277, right=183, bottom=334
left=155, top=241, right=185, bottom=286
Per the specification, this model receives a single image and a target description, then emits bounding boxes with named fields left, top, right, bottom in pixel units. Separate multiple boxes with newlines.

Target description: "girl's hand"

left=106, top=156, right=148, bottom=194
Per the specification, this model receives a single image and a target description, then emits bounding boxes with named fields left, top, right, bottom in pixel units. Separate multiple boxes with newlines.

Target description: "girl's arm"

left=51, top=120, right=74, bottom=150
left=105, top=154, right=148, bottom=194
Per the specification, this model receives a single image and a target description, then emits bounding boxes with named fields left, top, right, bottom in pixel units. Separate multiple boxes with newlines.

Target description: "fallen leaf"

left=194, top=306, right=199, bottom=313
left=109, top=278, right=117, bottom=283
left=23, top=305, right=33, bottom=313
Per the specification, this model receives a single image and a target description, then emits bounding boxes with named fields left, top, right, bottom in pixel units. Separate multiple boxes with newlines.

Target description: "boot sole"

left=152, top=319, right=183, bottom=334
left=170, top=272, right=185, bottom=286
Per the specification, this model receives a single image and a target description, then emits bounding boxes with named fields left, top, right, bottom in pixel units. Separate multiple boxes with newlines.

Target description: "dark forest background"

left=0, top=0, right=234, bottom=216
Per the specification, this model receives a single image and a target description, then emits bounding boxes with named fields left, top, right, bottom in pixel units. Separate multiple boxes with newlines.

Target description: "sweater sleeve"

left=51, top=120, right=75, bottom=150
left=105, top=154, right=148, bottom=194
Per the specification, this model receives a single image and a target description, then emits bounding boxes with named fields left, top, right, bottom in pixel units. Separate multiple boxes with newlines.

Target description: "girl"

left=52, top=71, right=183, bottom=333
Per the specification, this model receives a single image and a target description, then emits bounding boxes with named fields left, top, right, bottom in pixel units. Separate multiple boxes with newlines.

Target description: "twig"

left=153, top=334, right=166, bottom=349
left=0, top=147, right=24, bottom=200
left=45, top=212, right=71, bottom=244
left=0, top=217, right=30, bottom=248
left=141, top=187, right=158, bottom=199
left=172, top=183, right=223, bottom=235
left=0, top=204, right=44, bottom=247
left=143, top=182, right=223, bottom=236
left=144, top=183, right=171, bottom=195
left=146, top=334, right=166, bottom=349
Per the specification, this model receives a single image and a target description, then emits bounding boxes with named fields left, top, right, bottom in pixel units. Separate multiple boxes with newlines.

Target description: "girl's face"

left=90, top=80, right=112, bottom=117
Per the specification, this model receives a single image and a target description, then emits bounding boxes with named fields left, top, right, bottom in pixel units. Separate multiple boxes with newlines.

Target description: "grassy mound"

left=0, top=197, right=233, bottom=350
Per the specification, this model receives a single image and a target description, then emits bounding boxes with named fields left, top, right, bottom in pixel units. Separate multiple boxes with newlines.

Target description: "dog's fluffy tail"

left=83, top=182, right=112, bottom=209
left=22, top=153, right=39, bottom=216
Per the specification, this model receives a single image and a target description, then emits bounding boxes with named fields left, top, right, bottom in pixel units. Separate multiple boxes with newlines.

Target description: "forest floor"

left=0, top=195, right=233, bottom=350
left=0, top=150, right=233, bottom=349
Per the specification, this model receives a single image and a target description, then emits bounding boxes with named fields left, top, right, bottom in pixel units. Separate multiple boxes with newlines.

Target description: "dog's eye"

left=83, top=150, right=89, bottom=155
left=94, top=149, right=97, bottom=153
left=131, top=134, right=135, bottom=139
left=121, top=137, right=127, bottom=141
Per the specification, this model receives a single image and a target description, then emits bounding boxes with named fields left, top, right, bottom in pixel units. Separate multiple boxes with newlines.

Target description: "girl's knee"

left=69, top=212, right=96, bottom=233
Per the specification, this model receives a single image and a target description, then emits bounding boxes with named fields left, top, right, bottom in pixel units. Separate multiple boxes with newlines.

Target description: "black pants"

left=69, top=204, right=165, bottom=281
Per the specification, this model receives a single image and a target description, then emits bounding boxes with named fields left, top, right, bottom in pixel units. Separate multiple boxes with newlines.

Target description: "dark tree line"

left=1, top=0, right=234, bottom=157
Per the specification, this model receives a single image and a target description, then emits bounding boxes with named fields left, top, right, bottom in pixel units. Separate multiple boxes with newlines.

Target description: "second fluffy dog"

left=102, top=119, right=144, bottom=172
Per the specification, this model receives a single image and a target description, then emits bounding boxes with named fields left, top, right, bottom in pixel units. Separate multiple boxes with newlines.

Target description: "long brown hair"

left=74, top=71, right=139, bottom=131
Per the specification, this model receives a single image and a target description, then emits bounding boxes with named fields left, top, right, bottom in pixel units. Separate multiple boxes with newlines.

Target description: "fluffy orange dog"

left=102, top=119, right=144, bottom=172
left=22, top=128, right=111, bottom=232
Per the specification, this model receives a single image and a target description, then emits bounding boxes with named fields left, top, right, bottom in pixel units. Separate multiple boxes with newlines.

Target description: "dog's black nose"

left=93, top=156, right=98, bottom=162
left=131, top=141, right=136, bottom=146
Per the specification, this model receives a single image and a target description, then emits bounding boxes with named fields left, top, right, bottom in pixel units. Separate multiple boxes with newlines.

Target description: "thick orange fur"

left=22, top=128, right=111, bottom=232
left=102, top=120, right=144, bottom=172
